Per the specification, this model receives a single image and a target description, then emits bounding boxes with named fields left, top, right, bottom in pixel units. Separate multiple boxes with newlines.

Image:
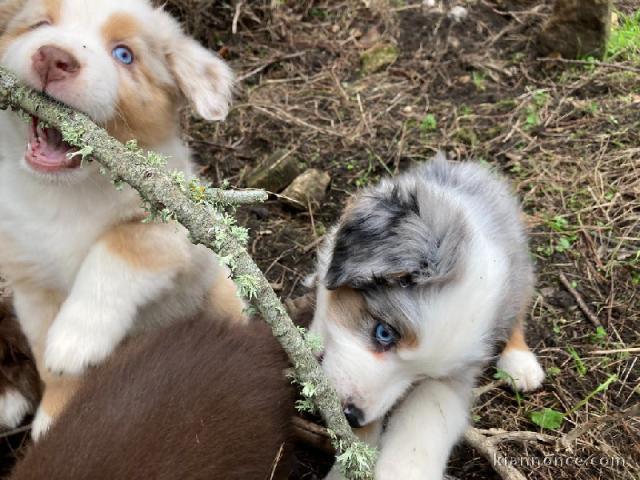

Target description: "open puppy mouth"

left=25, top=116, right=81, bottom=173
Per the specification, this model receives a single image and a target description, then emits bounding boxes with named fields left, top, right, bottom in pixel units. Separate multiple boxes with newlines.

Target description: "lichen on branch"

left=0, top=66, right=377, bottom=479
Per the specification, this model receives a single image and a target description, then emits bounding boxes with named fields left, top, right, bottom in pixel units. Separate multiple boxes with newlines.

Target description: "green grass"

left=419, top=113, right=438, bottom=132
left=472, top=71, right=487, bottom=91
left=608, top=10, right=640, bottom=63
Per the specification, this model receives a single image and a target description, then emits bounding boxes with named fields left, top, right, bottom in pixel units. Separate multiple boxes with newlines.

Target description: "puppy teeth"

left=37, top=126, right=46, bottom=141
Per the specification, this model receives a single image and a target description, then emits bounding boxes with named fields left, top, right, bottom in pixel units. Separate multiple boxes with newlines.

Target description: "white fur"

left=30, top=406, right=52, bottom=441
left=497, top=349, right=545, bottom=392
left=375, top=378, right=471, bottom=479
left=0, top=388, right=31, bottom=429
left=44, top=243, right=176, bottom=374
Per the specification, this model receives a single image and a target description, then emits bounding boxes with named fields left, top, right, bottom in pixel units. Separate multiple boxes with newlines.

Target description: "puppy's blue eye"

left=374, top=322, right=397, bottom=348
left=112, top=46, right=134, bottom=65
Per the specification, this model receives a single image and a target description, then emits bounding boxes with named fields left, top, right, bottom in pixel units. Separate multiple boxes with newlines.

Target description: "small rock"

left=360, top=43, right=399, bottom=74
left=537, top=0, right=611, bottom=59
left=246, top=149, right=303, bottom=193
left=422, top=0, right=437, bottom=8
left=448, top=6, right=468, bottom=22
left=281, top=169, right=331, bottom=210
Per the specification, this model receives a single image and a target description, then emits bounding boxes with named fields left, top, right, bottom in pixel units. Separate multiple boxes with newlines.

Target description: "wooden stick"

left=558, top=273, right=603, bottom=327
left=588, top=347, right=640, bottom=355
left=463, top=427, right=528, bottom=480
left=537, top=57, right=640, bottom=74
left=0, top=425, right=31, bottom=439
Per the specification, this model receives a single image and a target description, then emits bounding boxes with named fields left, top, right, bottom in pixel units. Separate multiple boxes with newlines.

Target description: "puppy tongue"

left=26, top=116, right=81, bottom=170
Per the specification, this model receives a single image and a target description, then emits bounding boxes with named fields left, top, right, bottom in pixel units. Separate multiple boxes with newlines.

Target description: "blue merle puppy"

left=310, top=153, right=544, bottom=479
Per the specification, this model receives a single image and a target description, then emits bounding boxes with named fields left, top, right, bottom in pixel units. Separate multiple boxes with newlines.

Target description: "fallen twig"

left=473, top=379, right=507, bottom=398
left=237, top=51, right=309, bottom=82
left=463, top=427, right=528, bottom=480
left=559, top=404, right=640, bottom=450
left=537, top=57, right=640, bottom=74
left=559, top=273, right=603, bottom=327
left=588, top=347, right=640, bottom=355
left=0, top=425, right=31, bottom=439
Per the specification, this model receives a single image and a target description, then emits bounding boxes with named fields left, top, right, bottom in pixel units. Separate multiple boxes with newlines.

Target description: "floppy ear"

left=164, top=28, right=234, bottom=121
left=325, top=186, right=468, bottom=290
left=0, top=0, right=26, bottom=35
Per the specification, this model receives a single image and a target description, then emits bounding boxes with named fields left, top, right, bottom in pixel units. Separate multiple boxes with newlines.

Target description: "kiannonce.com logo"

left=493, top=454, right=626, bottom=468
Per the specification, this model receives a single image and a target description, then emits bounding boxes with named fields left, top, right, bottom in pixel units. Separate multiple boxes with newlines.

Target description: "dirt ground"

left=1, top=0, right=639, bottom=479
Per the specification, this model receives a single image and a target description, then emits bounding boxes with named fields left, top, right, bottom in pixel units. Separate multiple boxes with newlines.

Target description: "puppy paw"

left=31, top=407, right=53, bottom=441
left=45, top=320, right=114, bottom=376
left=497, top=349, right=545, bottom=392
left=0, top=388, right=32, bottom=429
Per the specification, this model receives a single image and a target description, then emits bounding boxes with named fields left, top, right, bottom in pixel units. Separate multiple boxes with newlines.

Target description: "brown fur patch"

left=0, top=0, right=60, bottom=54
left=502, top=320, right=530, bottom=353
left=102, top=221, right=189, bottom=271
left=100, top=12, right=141, bottom=44
left=206, top=269, right=247, bottom=325
left=0, top=1, right=28, bottom=53
left=42, top=0, right=60, bottom=23
left=326, top=287, right=418, bottom=349
left=396, top=326, right=418, bottom=349
left=37, top=372, right=80, bottom=421
left=0, top=0, right=26, bottom=34
left=10, top=317, right=296, bottom=480
left=101, top=13, right=178, bottom=146
left=327, top=286, right=366, bottom=329
left=105, top=71, right=177, bottom=146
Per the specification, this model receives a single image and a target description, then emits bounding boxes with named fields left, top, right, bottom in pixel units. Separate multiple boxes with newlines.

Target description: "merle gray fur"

left=320, top=153, right=534, bottom=341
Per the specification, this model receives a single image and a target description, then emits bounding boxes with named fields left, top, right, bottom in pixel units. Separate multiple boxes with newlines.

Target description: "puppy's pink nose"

left=32, top=45, right=80, bottom=86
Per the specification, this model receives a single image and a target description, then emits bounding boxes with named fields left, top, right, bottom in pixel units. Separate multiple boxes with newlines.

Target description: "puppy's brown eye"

left=30, top=20, right=51, bottom=30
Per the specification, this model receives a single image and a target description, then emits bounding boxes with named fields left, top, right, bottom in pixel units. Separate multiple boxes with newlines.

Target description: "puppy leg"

left=7, top=287, right=61, bottom=433
left=31, top=372, right=81, bottom=441
left=375, top=378, right=472, bottom=480
left=497, top=318, right=545, bottom=392
left=12, top=287, right=77, bottom=439
left=44, top=222, right=188, bottom=376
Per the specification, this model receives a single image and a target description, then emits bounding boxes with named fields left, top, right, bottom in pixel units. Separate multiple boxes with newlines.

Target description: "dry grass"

left=2, top=0, right=638, bottom=479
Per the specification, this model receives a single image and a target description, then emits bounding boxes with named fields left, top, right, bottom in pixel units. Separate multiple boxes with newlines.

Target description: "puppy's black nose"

left=343, top=403, right=364, bottom=428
